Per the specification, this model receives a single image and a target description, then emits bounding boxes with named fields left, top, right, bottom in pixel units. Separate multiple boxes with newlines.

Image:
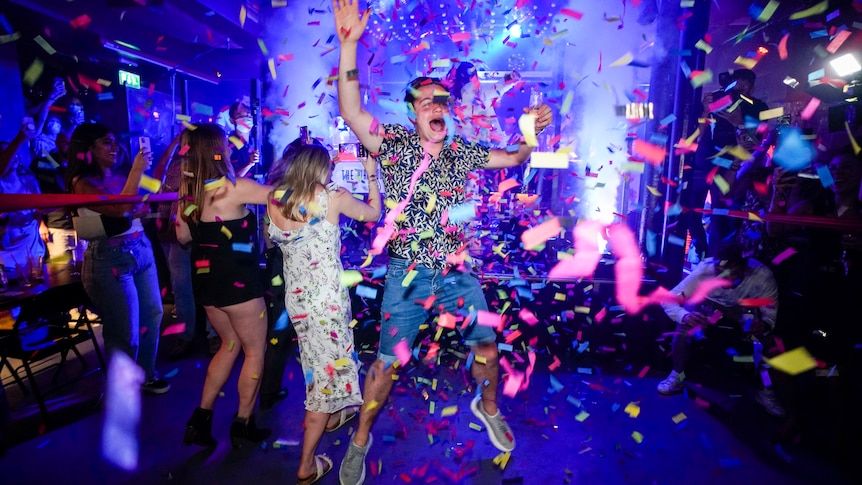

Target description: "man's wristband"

left=345, top=68, right=359, bottom=81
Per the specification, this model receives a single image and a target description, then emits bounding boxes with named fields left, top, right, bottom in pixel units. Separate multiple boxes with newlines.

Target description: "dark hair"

left=715, top=241, right=748, bottom=268
left=404, top=77, right=448, bottom=108
left=268, top=136, right=326, bottom=185
left=731, top=69, right=756, bottom=84
left=229, top=101, right=249, bottom=121
left=65, top=122, right=112, bottom=190
left=450, top=62, right=475, bottom=100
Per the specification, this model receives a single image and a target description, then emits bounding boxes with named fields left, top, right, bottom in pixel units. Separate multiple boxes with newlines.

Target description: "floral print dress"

left=267, top=183, right=362, bottom=414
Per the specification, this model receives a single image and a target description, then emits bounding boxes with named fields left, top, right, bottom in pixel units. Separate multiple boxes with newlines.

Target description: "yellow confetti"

left=220, top=225, right=233, bottom=239
left=228, top=135, right=245, bottom=150
left=359, top=254, right=374, bottom=268
left=333, top=358, right=349, bottom=368
left=747, top=212, right=763, bottom=222
left=270, top=338, right=279, bottom=345
left=138, top=174, right=161, bottom=193
left=23, top=58, right=44, bottom=87
left=349, top=319, right=358, bottom=329
left=340, top=269, right=364, bottom=287
left=239, top=5, right=247, bottom=27
left=474, top=355, right=487, bottom=365
left=440, top=405, right=459, bottom=417
left=758, top=107, right=785, bottom=121
left=251, top=374, right=259, bottom=380
left=672, top=412, right=687, bottom=424
left=469, top=422, right=483, bottom=431
left=690, top=70, right=713, bottom=88
left=492, top=451, right=511, bottom=469
left=176, top=114, right=192, bottom=122
left=575, top=411, right=590, bottom=422
left=271, top=274, right=284, bottom=286
left=631, top=431, right=644, bottom=444
left=609, top=52, right=633, bottom=67
left=624, top=402, right=641, bottom=418
left=33, top=35, right=56, bottom=55
left=424, top=193, right=437, bottom=213
left=727, top=145, right=752, bottom=161
left=183, top=204, right=197, bottom=216
left=789, top=0, right=828, bottom=20
left=694, top=39, right=712, bottom=54
left=646, top=185, right=662, bottom=197
left=181, top=120, right=198, bottom=131
left=763, top=347, right=817, bottom=375
left=518, top=113, right=539, bottom=147
left=204, top=176, right=226, bottom=191
left=734, top=56, right=758, bottom=69
left=228, top=340, right=236, bottom=351
left=713, top=174, right=730, bottom=194
left=846, top=121, right=861, bottom=155
left=365, top=400, right=379, bottom=412
left=401, top=269, right=418, bottom=287
left=757, top=0, right=780, bottom=22
left=268, top=58, right=276, bottom=80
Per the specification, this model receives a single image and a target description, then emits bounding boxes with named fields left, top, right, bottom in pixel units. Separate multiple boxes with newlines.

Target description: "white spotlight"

left=510, top=24, right=522, bottom=39
left=830, top=53, right=862, bottom=77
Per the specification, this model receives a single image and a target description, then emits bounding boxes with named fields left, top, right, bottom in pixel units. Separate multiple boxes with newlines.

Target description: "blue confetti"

left=231, top=242, right=253, bottom=253
left=773, top=127, right=815, bottom=171
left=274, top=310, right=289, bottom=331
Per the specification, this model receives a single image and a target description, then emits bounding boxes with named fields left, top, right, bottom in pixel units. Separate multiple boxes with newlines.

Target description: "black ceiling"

left=5, top=0, right=264, bottom=85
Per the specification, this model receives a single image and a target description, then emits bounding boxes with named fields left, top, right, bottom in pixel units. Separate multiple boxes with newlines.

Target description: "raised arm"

left=71, top=149, right=153, bottom=217
left=333, top=155, right=382, bottom=223
left=31, top=78, right=66, bottom=137
left=486, top=104, right=552, bottom=169
left=333, top=0, right=383, bottom=154
left=234, top=176, right=273, bottom=206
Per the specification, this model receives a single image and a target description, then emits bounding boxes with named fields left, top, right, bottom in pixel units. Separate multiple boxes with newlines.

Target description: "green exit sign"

left=119, top=70, right=141, bottom=89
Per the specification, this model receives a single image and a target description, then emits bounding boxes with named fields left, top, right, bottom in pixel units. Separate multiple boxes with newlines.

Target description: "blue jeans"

left=161, top=242, right=215, bottom=341
left=83, top=234, right=163, bottom=380
left=378, top=258, right=496, bottom=364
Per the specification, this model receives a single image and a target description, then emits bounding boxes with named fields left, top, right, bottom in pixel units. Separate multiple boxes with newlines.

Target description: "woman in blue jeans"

left=66, top=123, right=169, bottom=394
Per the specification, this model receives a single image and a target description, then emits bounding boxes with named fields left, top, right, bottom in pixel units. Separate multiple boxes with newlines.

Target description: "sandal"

left=325, top=407, right=358, bottom=433
left=296, top=454, right=332, bottom=485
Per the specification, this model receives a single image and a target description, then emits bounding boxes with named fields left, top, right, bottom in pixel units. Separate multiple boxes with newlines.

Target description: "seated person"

left=657, top=241, right=784, bottom=416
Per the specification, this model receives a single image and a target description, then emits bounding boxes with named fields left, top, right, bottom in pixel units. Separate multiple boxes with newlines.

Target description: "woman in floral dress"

left=267, top=144, right=380, bottom=484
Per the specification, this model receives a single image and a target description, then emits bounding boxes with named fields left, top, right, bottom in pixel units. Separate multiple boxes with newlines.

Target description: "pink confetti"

left=548, top=219, right=603, bottom=279
left=771, top=247, right=797, bottom=265
left=476, top=310, right=503, bottom=329
left=685, top=278, right=732, bottom=305
left=450, top=32, right=471, bottom=42
left=607, top=224, right=643, bottom=315
left=560, top=8, right=584, bottom=19
left=518, top=308, right=539, bottom=326
left=800, top=98, right=820, bottom=121
left=393, top=340, right=412, bottom=366
left=521, top=217, right=561, bottom=250
left=161, top=323, right=186, bottom=336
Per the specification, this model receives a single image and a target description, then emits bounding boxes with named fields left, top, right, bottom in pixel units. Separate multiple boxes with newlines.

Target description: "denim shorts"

left=378, top=257, right=496, bottom=365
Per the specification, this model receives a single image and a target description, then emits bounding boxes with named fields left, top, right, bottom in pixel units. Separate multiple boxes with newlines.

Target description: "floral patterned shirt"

left=378, top=123, right=490, bottom=269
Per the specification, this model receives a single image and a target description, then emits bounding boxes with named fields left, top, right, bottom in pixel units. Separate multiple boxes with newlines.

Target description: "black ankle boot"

left=229, top=414, right=271, bottom=449
left=184, top=407, right=217, bottom=447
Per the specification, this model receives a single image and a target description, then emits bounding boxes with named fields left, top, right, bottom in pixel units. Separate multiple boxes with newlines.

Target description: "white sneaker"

left=755, top=388, right=785, bottom=417
left=657, top=370, right=685, bottom=395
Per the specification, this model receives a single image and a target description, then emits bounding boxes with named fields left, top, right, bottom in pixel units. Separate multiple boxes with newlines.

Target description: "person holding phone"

left=66, top=123, right=170, bottom=394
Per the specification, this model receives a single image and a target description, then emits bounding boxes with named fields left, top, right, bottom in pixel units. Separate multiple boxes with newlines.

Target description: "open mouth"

left=429, top=118, right=446, bottom=132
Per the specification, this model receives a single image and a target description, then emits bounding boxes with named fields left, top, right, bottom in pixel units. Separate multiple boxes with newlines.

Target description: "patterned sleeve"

left=454, top=137, right=491, bottom=172
left=377, top=124, right=409, bottom=162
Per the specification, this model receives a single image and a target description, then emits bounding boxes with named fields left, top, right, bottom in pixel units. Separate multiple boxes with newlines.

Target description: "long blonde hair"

left=178, top=124, right=234, bottom=223
left=276, top=144, right=331, bottom=222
